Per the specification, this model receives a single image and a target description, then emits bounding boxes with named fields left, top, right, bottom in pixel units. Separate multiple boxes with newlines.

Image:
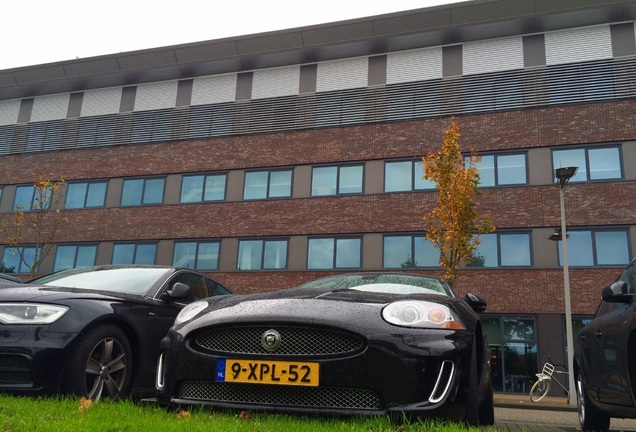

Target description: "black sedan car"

left=0, top=265, right=231, bottom=401
left=157, top=273, right=494, bottom=426
left=575, top=258, right=636, bottom=432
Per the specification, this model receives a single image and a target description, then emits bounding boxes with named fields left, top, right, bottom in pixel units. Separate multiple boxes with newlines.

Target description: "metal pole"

left=560, top=185, right=576, bottom=405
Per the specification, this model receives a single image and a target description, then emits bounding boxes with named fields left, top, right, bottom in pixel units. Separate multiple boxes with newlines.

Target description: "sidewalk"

left=494, top=393, right=576, bottom=411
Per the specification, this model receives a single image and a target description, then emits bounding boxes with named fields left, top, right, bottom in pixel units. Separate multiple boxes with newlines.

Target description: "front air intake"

left=428, top=360, right=455, bottom=403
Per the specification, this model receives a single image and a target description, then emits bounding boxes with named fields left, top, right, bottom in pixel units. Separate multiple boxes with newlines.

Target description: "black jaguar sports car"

left=0, top=265, right=231, bottom=401
left=156, top=273, right=494, bottom=426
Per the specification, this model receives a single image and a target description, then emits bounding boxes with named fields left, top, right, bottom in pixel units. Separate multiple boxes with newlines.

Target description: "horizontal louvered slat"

left=0, top=58, right=634, bottom=155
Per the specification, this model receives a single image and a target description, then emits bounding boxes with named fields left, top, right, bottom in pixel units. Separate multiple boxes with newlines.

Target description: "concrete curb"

left=494, top=394, right=577, bottom=412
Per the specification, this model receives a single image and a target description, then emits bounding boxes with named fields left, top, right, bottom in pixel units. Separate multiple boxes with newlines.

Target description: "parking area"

left=494, top=394, right=636, bottom=431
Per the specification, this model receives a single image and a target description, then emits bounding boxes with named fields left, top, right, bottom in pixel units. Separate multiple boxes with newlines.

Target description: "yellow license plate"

left=216, top=358, right=319, bottom=386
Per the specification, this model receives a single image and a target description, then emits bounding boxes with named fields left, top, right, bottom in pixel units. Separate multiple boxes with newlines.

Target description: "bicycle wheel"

left=530, top=378, right=551, bottom=402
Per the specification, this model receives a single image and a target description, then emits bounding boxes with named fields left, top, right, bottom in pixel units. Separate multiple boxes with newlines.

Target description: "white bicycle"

left=529, top=361, right=570, bottom=402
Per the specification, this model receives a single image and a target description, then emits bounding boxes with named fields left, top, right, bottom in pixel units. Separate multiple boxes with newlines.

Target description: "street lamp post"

left=549, top=166, right=578, bottom=406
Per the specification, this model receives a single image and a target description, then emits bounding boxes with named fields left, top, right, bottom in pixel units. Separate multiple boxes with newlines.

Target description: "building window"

left=243, top=169, right=292, bottom=200
left=54, top=244, right=98, bottom=271
left=65, top=181, right=107, bottom=209
left=307, top=237, right=361, bottom=269
left=552, top=146, right=622, bottom=182
left=383, top=235, right=439, bottom=268
left=469, top=232, right=532, bottom=268
left=468, top=153, right=528, bottom=187
left=173, top=241, right=220, bottom=270
left=483, top=316, right=537, bottom=393
left=121, top=177, right=165, bottom=206
left=1, top=246, right=36, bottom=274
left=238, top=239, right=288, bottom=270
left=180, top=173, right=226, bottom=203
left=112, top=243, right=157, bottom=265
left=311, top=165, right=363, bottom=196
left=12, top=185, right=52, bottom=211
left=558, top=229, right=630, bottom=267
left=384, top=160, right=435, bottom=192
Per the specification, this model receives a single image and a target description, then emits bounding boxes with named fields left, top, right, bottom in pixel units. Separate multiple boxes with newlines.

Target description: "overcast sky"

left=2, top=0, right=464, bottom=70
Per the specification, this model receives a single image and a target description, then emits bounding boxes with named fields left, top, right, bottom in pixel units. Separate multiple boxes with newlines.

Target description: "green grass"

left=0, top=395, right=493, bottom=432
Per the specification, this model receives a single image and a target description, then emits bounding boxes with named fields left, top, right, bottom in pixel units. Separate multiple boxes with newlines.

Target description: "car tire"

left=577, top=371, right=610, bottom=432
left=64, top=325, right=133, bottom=401
left=479, top=377, right=495, bottom=426
left=464, top=335, right=480, bottom=426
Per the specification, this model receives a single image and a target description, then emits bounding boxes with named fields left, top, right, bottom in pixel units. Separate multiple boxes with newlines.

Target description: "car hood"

left=177, top=286, right=472, bottom=334
left=0, top=285, right=145, bottom=303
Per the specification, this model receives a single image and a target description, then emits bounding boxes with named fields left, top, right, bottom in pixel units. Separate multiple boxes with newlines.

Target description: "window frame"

left=307, top=236, right=362, bottom=270
left=243, top=168, right=293, bottom=200
left=557, top=228, right=631, bottom=267
left=12, top=185, right=53, bottom=211
left=465, top=152, right=528, bottom=187
left=1, top=245, right=37, bottom=274
left=112, top=242, right=158, bottom=265
left=469, top=231, right=533, bottom=268
left=237, top=238, right=289, bottom=271
left=120, top=176, right=166, bottom=206
left=172, top=240, right=221, bottom=270
left=65, top=180, right=108, bottom=209
left=311, top=164, right=364, bottom=197
left=53, top=244, right=98, bottom=271
left=552, top=144, right=623, bottom=183
left=180, top=173, right=227, bottom=203
left=384, top=160, right=435, bottom=193
left=382, top=234, right=440, bottom=269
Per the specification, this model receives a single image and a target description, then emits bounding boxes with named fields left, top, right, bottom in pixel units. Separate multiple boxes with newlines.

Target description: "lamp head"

left=549, top=228, right=569, bottom=241
left=555, top=166, right=578, bottom=186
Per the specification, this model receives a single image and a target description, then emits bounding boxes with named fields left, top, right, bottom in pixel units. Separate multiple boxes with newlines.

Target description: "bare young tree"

left=1, top=173, right=67, bottom=278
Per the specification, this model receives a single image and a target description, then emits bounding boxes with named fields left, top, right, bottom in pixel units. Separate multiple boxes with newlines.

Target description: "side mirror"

left=164, top=282, right=194, bottom=300
left=601, top=281, right=632, bottom=304
left=465, top=293, right=487, bottom=313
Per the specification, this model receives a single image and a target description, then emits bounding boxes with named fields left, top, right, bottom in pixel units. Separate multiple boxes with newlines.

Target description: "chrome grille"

left=179, top=381, right=381, bottom=410
left=194, top=326, right=364, bottom=356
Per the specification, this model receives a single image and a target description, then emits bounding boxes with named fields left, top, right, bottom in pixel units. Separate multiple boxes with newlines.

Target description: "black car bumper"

left=157, top=324, right=475, bottom=421
left=0, top=326, right=76, bottom=395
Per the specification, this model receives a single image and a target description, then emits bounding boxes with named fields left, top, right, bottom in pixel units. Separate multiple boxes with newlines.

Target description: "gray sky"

left=2, top=0, right=463, bottom=70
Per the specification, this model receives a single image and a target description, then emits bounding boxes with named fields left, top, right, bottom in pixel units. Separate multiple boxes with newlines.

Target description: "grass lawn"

left=0, top=395, right=491, bottom=432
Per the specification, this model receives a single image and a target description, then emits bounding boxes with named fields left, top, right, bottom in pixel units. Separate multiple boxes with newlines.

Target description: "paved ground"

left=494, top=394, right=636, bottom=431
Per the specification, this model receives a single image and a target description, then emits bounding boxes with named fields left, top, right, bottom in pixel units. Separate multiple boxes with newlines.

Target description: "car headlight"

left=0, top=303, right=69, bottom=324
left=174, top=300, right=208, bottom=326
left=382, top=301, right=465, bottom=329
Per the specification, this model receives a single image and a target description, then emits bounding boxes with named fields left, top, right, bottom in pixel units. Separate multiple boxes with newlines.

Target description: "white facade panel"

left=0, top=99, right=20, bottom=126
left=545, top=25, right=612, bottom=65
left=252, top=66, right=300, bottom=99
left=191, top=74, right=237, bottom=105
left=134, top=81, right=178, bottom=111
left=463, top=37, right=524, bottom=75
left=81, top=87, right=122, bottom=117
left=387, top=47, right=443, bottom=84
left=31, top=94, right=70, bottom=122
left=316, top=57, right=368, bottom=92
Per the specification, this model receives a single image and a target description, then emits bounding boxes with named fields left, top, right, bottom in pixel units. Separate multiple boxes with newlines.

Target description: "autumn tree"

left=421, top=120, right=495, bottom=286
left=0, top=173, right=67, bottom=278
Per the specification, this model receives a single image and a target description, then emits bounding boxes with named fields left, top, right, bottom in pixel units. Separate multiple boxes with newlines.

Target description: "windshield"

left=35, top=267, right=172, bottom=295
left=299, top=274, right=452, bottom=296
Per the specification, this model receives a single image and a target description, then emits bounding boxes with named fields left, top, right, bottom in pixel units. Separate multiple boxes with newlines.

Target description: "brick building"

left=1, top=0, right=635, bottom=394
